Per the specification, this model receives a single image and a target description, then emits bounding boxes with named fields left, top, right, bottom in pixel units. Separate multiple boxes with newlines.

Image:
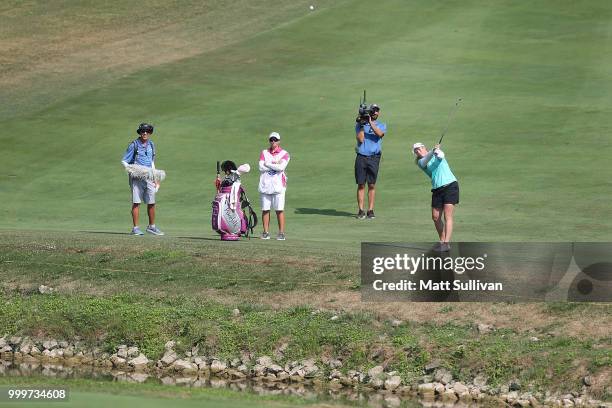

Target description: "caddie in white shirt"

left=258, top=131, right=290, bottom=241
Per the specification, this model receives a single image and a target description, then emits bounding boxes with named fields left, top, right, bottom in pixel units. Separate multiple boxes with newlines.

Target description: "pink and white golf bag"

left=212, top=166, right=257, bottom=241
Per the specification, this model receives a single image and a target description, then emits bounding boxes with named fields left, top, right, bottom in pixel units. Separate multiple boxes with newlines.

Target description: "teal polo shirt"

left=417, top=155, right=457, bottom=189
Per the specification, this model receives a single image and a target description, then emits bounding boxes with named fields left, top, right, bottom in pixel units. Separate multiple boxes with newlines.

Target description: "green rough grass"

left=1, top=292, right=610, bottom=398
left=0, top=231, right=358, bottom=295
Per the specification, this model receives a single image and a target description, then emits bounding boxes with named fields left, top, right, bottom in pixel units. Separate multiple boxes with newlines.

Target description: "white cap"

left=412, top=142, right=425, bottom=155
left=269, top=131, right=281, bottom=140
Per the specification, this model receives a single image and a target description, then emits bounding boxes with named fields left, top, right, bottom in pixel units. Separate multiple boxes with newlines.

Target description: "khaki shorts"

left=130, top=177, right=156, bottom=204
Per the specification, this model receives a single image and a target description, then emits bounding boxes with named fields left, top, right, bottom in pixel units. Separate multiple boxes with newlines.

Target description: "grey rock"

left=473, top=374, right=488, bottom=387
left=418, top=383, right=436, bottom=398
left=434, top=368, right=453, bottom=385
left=43, top=340, right=58, bottom=350
left=193, top=357, right=208, bottom=370
left=267, top=364, right=283, bottom=374
left=117, top=346, right=128, bottom=359
left=256, top=356, right=274, bottom=367
left=390, top=319, right=403, bottom=327
left=384, top=375, right=402, bottom=391
left=0, top=345, right=12, bottom=353
left=0, top=337, right=6, bottom=348
left=164, top=340, right=176, bottom=351
left=9, top=336, right=22, bottom=346
left=19, top=341, right=34, bottom=354
left=110, top=355, right=126, bottom=367
left=210, top=359, right=227, bottom=373
left=454, top=381, right=469, bottom=394
left=477, top=323, right=494, bottom=334
left=420, top=374, right=434, bottom=383
left=38, top=285, right=55, bottom=294
left=368, top=365, right=384, bottom=379
left=442, top=388, right=458, bottom=401
left=172, top=359, right=197, bottom=373
left=507, top=391, right=519, bottom=402
left=129, top=354, right=149, bottom=370
left=160, top=350, right=177, bottom=366
left=253, top=364, right=266, bottom=376
left=330, top=315, right=339, bottom=321
left=328, top=359, right=342, bottom=369
left=58, top=341, right=69, bottom=349
left=329, top=369, right=341, bottom=379
left=370, top=377, right=384, bottom=389
left=232, top=308, right=240, bottom=317
left=583, top=376, right=592, bottom=386
left=424, top=359, right=442, bottom=374
left=127, top=347, right=139, bottom=358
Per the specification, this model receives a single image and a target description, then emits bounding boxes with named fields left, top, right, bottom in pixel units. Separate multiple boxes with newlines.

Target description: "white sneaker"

left=146, top=225, right=165, bottom=236
left=131, top=226, right=144, bottom=236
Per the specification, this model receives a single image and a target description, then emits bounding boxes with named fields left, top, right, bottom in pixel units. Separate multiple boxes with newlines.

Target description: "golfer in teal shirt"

left=413, top=142, right=459, bottom=252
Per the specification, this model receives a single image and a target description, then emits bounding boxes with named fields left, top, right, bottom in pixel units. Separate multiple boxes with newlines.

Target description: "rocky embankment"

left=0, top=335, right=609, bottom=408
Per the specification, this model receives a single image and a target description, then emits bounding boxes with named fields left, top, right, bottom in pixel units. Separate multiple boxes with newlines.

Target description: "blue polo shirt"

left=417, top=155, right=457, bottom=189
left=122, top=139, right=155, bottom=167
left=355, top=121, right=387, bottom=156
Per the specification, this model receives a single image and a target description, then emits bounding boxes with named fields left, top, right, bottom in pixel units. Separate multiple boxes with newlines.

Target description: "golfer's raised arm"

left=418, top=150, right=435, bottom=168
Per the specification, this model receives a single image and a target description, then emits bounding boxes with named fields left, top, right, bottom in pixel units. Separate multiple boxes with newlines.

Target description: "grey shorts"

left=129, top=177, right=156, bottom=204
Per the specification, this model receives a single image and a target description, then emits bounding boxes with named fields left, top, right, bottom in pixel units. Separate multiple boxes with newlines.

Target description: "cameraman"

left=354, top=104, right=386, bottom=219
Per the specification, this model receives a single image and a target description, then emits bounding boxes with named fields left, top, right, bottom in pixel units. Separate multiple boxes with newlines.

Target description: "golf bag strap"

left=131, top=140, right=155, bottom=164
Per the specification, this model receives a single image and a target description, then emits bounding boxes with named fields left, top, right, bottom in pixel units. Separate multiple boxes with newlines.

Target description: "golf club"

left=437, top=97, right=463, bottom=146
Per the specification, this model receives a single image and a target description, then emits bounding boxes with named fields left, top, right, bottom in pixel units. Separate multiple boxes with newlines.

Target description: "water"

left=0, top=360, right=435, bottom=408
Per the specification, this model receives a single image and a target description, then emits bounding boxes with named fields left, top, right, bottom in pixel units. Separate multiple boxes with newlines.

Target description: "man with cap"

left=258, top=131, right=290, bottom=240
left=412, top=142, right=459, bottom=252
left=355, top=104, right=386, bottom=219
left=121, top=123, right=164, bottom=236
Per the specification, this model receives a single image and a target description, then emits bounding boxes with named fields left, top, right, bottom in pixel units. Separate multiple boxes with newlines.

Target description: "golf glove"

left=433, top=148, right=445, bottom=159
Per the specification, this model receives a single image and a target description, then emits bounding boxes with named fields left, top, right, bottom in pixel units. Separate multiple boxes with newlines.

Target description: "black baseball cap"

left=137, top=123, right=154, bottom=135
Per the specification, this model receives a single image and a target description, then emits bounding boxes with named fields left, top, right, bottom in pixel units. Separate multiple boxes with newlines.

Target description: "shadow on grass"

left=80, top=231, right=131, bottom=235
left=177, top=236, right=226, bottom=241
left=295, top=208, right=354, bottom=217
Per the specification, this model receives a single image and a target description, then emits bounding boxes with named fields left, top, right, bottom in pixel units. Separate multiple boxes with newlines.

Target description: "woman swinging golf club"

left=413, top=142, right=459, bottom=252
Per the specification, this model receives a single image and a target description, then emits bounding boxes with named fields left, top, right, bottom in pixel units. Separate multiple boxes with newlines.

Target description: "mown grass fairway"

left=2, top=0, right=612, bottom=241
left=1, top=0, right=611, bottom=406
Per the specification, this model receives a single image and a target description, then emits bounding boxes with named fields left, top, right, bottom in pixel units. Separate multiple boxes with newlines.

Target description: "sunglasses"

left=269, top=138, right=279, bottom=142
